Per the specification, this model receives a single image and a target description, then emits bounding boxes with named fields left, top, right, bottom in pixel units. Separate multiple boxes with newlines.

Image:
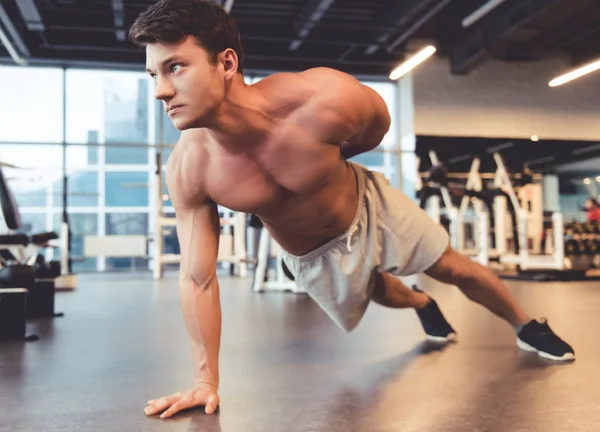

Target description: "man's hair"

left=129, top=0, right=244, bottom=74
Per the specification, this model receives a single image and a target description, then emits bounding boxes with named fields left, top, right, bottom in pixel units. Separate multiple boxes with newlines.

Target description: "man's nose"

left=154, top=77, right=175, bottom=101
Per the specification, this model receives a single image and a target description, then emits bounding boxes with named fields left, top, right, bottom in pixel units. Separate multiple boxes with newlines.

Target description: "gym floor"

left=1, top=273, right=597, bottom=432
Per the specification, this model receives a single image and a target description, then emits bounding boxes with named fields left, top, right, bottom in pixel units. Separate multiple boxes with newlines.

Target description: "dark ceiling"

left=1, top=0, right=599, bottom=77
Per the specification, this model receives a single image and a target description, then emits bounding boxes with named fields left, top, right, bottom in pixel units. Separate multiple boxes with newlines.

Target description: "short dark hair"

left=129, top=0, right=244, bottom=74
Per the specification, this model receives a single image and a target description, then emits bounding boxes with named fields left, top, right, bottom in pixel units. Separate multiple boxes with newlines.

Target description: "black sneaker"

left=413, top=286, right=457, bottom=343
left=517, top=319, right=575, bottom=362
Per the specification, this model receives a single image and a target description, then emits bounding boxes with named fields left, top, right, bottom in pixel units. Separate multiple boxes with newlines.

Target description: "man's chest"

left=201, top=127, right=341, bottom=213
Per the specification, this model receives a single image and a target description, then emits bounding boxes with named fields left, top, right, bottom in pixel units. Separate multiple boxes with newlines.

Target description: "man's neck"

left=206, top=75, right=271, bottom=144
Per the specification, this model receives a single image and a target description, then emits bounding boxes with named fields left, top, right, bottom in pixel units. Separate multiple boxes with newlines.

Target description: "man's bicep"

left=175, top=202, right=220, bottom=285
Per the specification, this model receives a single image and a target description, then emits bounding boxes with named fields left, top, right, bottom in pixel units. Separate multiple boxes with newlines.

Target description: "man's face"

left=146, top=36, right=224, bottom=130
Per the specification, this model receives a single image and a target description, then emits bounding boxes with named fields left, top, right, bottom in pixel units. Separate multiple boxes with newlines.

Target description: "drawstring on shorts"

left=345, top=225, right=358, bottom=252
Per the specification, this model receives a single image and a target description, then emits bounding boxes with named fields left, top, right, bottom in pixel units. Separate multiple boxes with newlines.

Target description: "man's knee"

left=424, top=247, right=476, bottom=285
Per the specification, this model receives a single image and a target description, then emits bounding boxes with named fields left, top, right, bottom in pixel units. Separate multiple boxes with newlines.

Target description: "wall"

left=413, top=55, right=600, bottom=141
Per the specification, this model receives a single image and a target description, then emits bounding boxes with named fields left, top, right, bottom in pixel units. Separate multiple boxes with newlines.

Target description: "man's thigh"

left=370, top=173, right=449, bottom=276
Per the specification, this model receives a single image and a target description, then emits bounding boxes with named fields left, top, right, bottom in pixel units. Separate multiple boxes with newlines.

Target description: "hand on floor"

left=144, top=383, right=220, bottom=419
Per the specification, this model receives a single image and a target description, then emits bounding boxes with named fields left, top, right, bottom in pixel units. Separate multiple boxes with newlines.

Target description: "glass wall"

left=0, top=65, right=401, bottom=272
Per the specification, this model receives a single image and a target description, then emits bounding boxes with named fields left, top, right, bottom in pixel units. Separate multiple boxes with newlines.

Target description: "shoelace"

left=539, top=318, right=552, bottom=335
left=537, top=318, right=563, bottom=341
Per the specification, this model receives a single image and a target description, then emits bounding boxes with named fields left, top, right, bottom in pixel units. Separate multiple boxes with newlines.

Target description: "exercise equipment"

left=250, top=215, right=303, bottom=294
left=0, top=165, right=75, bottom=290
left=418, top=152, right=493, bottom=266
left=0, top=264, right=39, bottom=342
left=0, top=168, right=64, bottom=322
left=492, top=152, right=566, bottom=272
left=417, top=148, right=595, bottom=279
left=0, top=289, right=38, bottom=342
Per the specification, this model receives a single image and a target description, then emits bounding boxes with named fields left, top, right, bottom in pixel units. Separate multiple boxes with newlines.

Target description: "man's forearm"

left=178, top=276, right=221, bottom=387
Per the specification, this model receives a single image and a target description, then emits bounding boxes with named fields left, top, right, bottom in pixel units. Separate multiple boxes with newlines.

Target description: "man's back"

left=168, top=68, right=382, bottom=255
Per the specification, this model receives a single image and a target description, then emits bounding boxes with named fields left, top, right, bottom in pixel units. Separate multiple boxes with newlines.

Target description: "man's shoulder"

left=258, top=68, right=353, bottom=94
left=252, top=69, right=361, bottom=128
left=168, top=129, right=207, bottom=168
left=166, top=129, right=210, bottom=207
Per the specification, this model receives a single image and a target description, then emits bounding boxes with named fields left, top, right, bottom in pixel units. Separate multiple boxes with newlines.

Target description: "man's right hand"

left=144, top=383, right=220, bottom=419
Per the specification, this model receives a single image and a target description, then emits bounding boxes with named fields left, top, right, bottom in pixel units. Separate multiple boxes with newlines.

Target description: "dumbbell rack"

left=563, top=221, right=600, bottom=270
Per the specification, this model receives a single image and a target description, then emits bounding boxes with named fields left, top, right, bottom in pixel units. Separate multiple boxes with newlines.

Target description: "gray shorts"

left=282, top=162, right=449, bottom=332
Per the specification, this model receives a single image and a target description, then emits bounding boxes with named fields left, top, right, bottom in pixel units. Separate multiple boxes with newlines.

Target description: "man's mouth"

left=167, top=105, right=183, bottom=115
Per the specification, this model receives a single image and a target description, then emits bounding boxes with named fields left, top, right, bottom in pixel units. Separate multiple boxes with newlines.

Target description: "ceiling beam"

left=364, top=0, right=444, bottom=55
left=223, top=0, right=235, bottom=13
left=112, top=0, right=126, bottom=41
left=46, top=25, right=374, bottom=48
left=15, top=0, right=44, bottom=31
left=385, top=0, right=452, bottom=53
left=450, top=0, right=563, bottom=74
left=0, top=1, right=29, bottom=65
left=289, top=0, right=336, bottom=51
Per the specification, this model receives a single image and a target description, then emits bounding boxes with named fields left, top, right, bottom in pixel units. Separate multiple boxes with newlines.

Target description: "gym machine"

left=491, top=153, right=566, bottom=274
left=248, top=214, right=302, bottom=294
left=418, top=151, right=492, bottom=266
left=418, top=149, right=583, bottom=279
left=0, top=168, right=64, bottom=342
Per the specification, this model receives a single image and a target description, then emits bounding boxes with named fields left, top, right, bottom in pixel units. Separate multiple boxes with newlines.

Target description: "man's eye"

left=171, top=64, right=181, bottom=73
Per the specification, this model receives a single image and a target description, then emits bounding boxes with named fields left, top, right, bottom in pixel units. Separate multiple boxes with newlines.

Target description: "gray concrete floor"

left=0, top=272, right=597, bottom=432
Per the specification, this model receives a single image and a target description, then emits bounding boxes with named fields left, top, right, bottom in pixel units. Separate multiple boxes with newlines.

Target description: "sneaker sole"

left=516, top=338, right=575, bottom=362
left=427, top=332, right=457, bottom=343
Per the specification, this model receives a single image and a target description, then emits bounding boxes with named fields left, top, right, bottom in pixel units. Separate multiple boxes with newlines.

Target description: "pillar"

left=395, top=72, right=417, bottom=199
left=542, top=174, right=560, bottom=212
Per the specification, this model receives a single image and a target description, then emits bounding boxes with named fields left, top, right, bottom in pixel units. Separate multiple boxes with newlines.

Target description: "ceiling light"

left=389, top=45, right=436, bottom=81
left=549, top=58, right=600, bottom=87
left=530, top=135, right=539, bottom=142
left=584, top=178, right=591, bottom=184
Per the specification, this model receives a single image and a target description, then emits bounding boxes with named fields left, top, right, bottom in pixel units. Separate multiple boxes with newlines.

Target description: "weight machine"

left=251, top=227, right=302, bottom=293
left=492, top=153, right=566, bottom=272
left=418, top=151, right=490, bottom=266
left=418, top=149, right=570, bottom=275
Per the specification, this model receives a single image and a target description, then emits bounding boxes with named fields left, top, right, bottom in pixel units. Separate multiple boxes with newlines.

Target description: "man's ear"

left=220, top=49, right=239, bottom=79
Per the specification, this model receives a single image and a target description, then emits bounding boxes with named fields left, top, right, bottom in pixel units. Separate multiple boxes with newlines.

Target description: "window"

left=362, top=81, right=397, bottom=150
left=156, top=106, right=181, bottom=146
left=53, top=171, right=99, bottom=208
left=53, top=213, right=98, bottom=272
left=159, top=146, right=174, bottom=165
left=0, top=66, right=64, bottom=143
left=400, top=152, right=418, bottom=198
left=17, top=214, right=47, bottom=235
left=105, top=145, right=150, bottom=165
left=349, top=152, right=384, bottom=169
left=105, top=213, right=149, bottom=270
left=105, top=172, right=149, bottom=207
left=66, top=70, right=150, bottom=164
left=105, top=213, right=148, bottom=235
left=350, top=150, right=401, bottom=188
left=0, top=144, right=63, bottom=209
left=161, top=168, right=173, bottom=208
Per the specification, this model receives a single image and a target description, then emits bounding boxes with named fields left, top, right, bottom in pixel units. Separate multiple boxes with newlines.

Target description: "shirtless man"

left=131, top=0, right=575, bottom=420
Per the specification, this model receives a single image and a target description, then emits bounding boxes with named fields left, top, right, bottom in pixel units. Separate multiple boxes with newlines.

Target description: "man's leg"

left=423, top=246, right=529, bottom=328
left=423, top=246, right=575, bottom=361
left=371, top=272, right=457, bottom=342
left=371, top=272, right=428, bottom=309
